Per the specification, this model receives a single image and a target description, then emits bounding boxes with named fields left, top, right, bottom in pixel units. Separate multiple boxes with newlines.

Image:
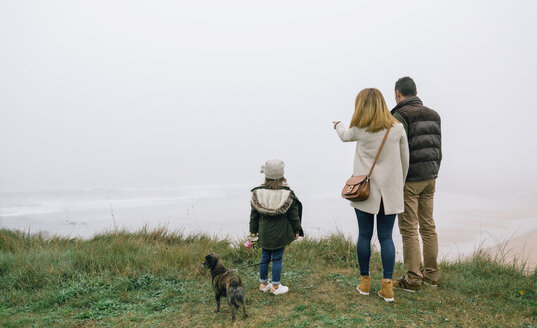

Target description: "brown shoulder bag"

left=341, top=126, right=391, bottom=201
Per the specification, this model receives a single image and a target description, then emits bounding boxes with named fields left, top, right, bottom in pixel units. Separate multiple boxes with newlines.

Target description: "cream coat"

left=336, top=122, right=409, bottom=215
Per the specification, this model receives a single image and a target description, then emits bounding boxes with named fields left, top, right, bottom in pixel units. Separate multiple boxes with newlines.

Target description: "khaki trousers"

left=398, top=178, right=439, bottom=285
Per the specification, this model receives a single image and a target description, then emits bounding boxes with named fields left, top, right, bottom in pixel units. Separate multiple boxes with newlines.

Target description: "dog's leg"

left=242, top=302, right=248, bottom=319
left=230, top=301, right=236, bottom=322
left=214, top=293, right=221, bottom=313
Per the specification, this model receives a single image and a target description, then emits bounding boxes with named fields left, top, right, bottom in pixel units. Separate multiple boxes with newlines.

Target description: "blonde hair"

left=350, top=88, right=398, bottom=132
left=263, top=177, right=287, bottom=189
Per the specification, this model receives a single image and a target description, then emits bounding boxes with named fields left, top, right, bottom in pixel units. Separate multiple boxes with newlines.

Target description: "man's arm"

left=393, top=112, right=408, bottom=136
left=438, top=119, right=442, bottom=167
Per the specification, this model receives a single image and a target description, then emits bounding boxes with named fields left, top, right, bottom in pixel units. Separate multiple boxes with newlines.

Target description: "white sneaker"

left=270, top=285, right=289, bottom=295
left=259, top=283, right=272, bottom=292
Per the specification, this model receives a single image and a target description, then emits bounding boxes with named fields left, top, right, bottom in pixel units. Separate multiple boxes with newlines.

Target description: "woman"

left=249, top=159, right=303, bottom=295
left=333, top=88, right=409, bottom=302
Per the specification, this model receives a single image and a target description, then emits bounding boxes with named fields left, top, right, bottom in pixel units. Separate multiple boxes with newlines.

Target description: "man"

left=391, top=76, right=442, bottom=291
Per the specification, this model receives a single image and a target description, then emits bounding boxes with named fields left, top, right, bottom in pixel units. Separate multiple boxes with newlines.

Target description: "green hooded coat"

left=249, top=186, right=303, bottom=250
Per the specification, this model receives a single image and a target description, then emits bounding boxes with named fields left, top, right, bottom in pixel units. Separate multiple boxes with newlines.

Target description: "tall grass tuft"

left=1, top=227, right=535, bottom=327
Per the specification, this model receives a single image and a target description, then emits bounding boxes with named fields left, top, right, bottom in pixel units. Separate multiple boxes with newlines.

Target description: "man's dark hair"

left=395, top=76, right=417, bottom=97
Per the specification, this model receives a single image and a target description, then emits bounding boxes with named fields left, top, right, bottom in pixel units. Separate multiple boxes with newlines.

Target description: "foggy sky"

left=1, top=0, right=536, bottom=195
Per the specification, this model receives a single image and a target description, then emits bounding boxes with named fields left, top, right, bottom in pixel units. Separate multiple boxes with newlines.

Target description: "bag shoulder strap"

left=367, top=126, right=392, bottom=177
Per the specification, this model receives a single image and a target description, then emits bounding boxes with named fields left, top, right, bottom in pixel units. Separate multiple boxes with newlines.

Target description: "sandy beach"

left=485, top=228, right=537, bottom=272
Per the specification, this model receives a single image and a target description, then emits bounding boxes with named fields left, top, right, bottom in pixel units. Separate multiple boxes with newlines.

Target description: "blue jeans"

left=354, top=207, right=396, bottom=279
left=259, top=247, right=285, bottom=285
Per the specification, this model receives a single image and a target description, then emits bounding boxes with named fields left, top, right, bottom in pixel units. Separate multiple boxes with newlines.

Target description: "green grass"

left=0, top=227, right=535, bottom=328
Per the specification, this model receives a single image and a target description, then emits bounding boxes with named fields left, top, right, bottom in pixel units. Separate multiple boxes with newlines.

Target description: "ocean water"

left=1, top=184, right=536, bottom=262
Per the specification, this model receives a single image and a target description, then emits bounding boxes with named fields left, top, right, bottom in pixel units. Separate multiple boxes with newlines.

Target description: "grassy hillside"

left=0, top=227, right=535, bottom=327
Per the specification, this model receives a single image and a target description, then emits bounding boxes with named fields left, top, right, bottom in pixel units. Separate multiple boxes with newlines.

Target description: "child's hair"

left=263, top=177, right=287, bottom=189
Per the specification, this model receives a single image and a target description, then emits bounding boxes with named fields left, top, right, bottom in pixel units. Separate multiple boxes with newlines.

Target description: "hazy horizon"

left=1, top=1, right=537, bottom=196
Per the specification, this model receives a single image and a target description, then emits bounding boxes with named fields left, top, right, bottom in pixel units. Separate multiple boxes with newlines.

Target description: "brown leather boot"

left=378, top=279, right=394, bottom=302
left=356, top=275, right=370, bottom=295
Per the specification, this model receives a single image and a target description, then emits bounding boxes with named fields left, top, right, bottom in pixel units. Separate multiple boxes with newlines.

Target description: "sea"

left=1, top=183, right=536, bottom=263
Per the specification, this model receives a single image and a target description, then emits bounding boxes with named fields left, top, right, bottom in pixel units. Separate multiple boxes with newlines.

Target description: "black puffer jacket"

left=391, top=97, right=441, bottom=182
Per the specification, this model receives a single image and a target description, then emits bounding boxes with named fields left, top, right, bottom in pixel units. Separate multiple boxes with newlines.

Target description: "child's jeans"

left=259, top=247, right=285, bottom=285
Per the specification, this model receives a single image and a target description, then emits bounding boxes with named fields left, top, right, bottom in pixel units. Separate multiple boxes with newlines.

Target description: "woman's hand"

left=332, top=121, right=341, bottom=129
left=295, top=233, right=299, bottom=240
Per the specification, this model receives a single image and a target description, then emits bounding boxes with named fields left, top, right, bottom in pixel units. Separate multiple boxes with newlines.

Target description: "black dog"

left=202, top=254, right=247, bottom=321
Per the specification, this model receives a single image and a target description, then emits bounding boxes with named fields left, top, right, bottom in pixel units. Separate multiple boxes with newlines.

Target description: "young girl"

left=249, top=159, right=303, bottom=295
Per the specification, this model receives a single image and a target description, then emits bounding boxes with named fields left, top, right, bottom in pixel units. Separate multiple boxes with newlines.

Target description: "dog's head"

left=202, top=253, right=220, bottom=271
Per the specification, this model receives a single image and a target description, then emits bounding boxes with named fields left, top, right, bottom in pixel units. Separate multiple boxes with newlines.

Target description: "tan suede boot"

left=378, top=279, right=394, bottom=302
left=356, top=275, right=370, bottom=295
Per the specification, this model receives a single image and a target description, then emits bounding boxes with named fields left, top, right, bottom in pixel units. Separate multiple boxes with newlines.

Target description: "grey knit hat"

left=260, top=159, right=285, bottom=179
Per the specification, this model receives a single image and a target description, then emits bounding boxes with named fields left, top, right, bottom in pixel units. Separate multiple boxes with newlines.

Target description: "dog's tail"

left=228, top=279, right=245, bottom=306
